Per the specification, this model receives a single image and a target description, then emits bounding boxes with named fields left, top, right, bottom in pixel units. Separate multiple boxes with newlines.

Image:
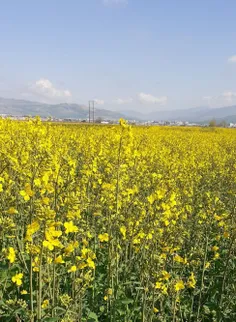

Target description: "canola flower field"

left=1, top=118, right=236, bottom=322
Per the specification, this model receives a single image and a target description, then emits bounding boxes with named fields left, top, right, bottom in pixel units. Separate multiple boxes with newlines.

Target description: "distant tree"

left=218, top=120, right=227, bottom=128
left=95, top=117, right=103, bottom=123
left=209, top=119, right=217, bottom=127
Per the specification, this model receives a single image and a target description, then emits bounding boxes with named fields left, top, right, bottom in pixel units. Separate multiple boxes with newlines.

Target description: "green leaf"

left=121, top=298, right=134, bottom=305
left=87, top=312, right=98, bottom=322
left=117, top=309, right=126, bottom=316
left=203, top=305, right=211, bottom=315
left=99, top=305, right=105, bottom=313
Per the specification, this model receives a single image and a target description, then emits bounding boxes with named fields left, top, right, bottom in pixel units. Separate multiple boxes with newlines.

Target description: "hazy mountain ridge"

left=1, top=97, right=236, bottom=122
left=0, top=98, right=126, bottom=120
left=122, top=105, right=236, bottom=122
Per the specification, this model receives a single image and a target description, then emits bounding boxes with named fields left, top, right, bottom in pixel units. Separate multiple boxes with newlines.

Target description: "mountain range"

left=1, top=97, right=236, bottom=123
left=121, top=105, right=236, bottom=123
left=0, top=97, right=127, bottom=120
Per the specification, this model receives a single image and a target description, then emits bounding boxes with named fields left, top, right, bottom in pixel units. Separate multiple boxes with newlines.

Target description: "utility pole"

left=88, top=100, right=95, bottom=123
left=88, top=101, right=91, bottom=123
left=93, top=100, right=95, bottom=123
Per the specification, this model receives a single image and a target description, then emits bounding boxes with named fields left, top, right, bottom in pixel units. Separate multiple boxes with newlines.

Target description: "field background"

left=0, top=118, right=236, bottom=321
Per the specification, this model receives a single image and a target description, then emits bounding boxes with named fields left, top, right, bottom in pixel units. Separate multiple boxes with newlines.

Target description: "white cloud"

left=103, top=0, right=128, bottom=6
left=29, top=78, right=71, bottom=102
left=94, top=99, right=105, bottom=105
left=228, top=55, right=236, bottom=63
left=138, top=92, right=167, bottom=104
left=203, top=96, right=213, bottom=101
left=114, top=98, right=133, bottom=104
left=222, top=91, right=236, bottom=101
left=202, top=91, right=236, bottom=106
left=202, top=96, right=215, bottom=107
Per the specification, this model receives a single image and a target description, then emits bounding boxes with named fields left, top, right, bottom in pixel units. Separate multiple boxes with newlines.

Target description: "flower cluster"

left=0, top=118, right=235, bottom=321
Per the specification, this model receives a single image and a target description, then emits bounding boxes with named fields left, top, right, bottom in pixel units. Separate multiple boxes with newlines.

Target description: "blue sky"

left=1, top=0, right=236, bottom=112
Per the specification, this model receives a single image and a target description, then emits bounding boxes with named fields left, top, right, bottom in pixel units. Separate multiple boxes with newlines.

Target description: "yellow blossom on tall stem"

left=174, top=280, right=185, bottom=292
left=98, top=233, right=109, bottom=242
left=64, top=221, right=79, bottom=234
left=7, top=247, right=16, bottom=263
left=12, top=273, right=23, bottom=286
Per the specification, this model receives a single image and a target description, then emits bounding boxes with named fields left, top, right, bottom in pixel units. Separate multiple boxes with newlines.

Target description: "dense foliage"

left=0, top=118, right=236, bottom=321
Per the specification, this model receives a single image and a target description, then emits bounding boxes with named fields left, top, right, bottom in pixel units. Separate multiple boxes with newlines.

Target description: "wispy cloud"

left=114, top=98, right=133, bottom=104
left=103, top=0, right=128, bottom=6
left=203, top=96, right=213, bottom=101
left=94, top=98, right=105, bottom=105
left=203, top=91, right=236, bottom=106
left=28, top=78, right=71, bottom=102
left=228, top=55, right=236, bottom=63
left=138, top=92, right=167, bottom=105
left=222, top=91, right=236, bottom=101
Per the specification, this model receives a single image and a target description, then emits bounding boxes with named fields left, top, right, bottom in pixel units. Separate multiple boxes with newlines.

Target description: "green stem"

left=196, top=236, right=208, bottom=321
left=37, top=247, right=43, bottom=321
left=172, top=296, right=177, bottom=322
left=52, top=254, right=56, bottom=317
left=30, top=256, right=34, bottom=319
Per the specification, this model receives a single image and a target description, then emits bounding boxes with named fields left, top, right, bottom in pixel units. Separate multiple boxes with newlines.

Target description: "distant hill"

left=146, top=106, right=211, bottom=122
left=0, top=97, right=127, bottom=120
left=119, top=109, right=146, bottom=120
left=1, top=97, right=236, bottom=123
left=122, top=105, right=236, bottom=123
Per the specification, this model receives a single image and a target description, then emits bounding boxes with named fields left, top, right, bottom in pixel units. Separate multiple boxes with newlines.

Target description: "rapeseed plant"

left=0, top=118, right=235, bottom=321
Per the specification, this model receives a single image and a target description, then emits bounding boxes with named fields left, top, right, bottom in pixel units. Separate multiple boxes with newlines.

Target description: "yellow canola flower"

left=119, top=118, right=128, bottom=128
left=20, top=190, right=30, bottom=201
left=78, top=262, right=87, bottom=269
left=120, top=226, right=126, bottom=238
left=155, top=281, right=168, bottom=294
left=205, top=262, right=211, bottom=269
left=21, top=290, right=28, bottom=295
left=32, top=256, right=40, bottom=272
left=41, top=299, right=49, bottom=309
left=174, top=280, right=185, bottom=292
left=25, top=221, right=40, bottom=242
left=42, top=197, right=50, bottom=205
left=43, top=240, right=54, bottom=251
left=64, top=221, right=79, bottom=234
left=187, top=272, right=196, bottom=289
left=98, top=233, right=109, bottom=242
left=107, top=288, right=113, bottom=295
left=45, top=226, right=62, bottom=240
left=20, top=184, right=34, bottom=201
left=87, top=257, right=95, bottom=269
left=174, top=254, right=187, bottom=264
left=68, top=265, right=77, bottom=273
left=161, top=271, right=171, bottom=281
left=7, top=247, right=16, bottom=263
left=47, top=256, right=53, bottom=264
left=34, top=178, right=41, bottom=186
left=55, top=255, right=65, bottom=264
left=7, top=207, right=18, bottom=215
left=223, top=231, right=229, bottom=238
left=12, top=273, right=23, bottom=286
left=155, top=282, right=162, bottom=289
left=43, top=225, right=63, bottom=251
left=64, top=241, right=79, bottom=254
